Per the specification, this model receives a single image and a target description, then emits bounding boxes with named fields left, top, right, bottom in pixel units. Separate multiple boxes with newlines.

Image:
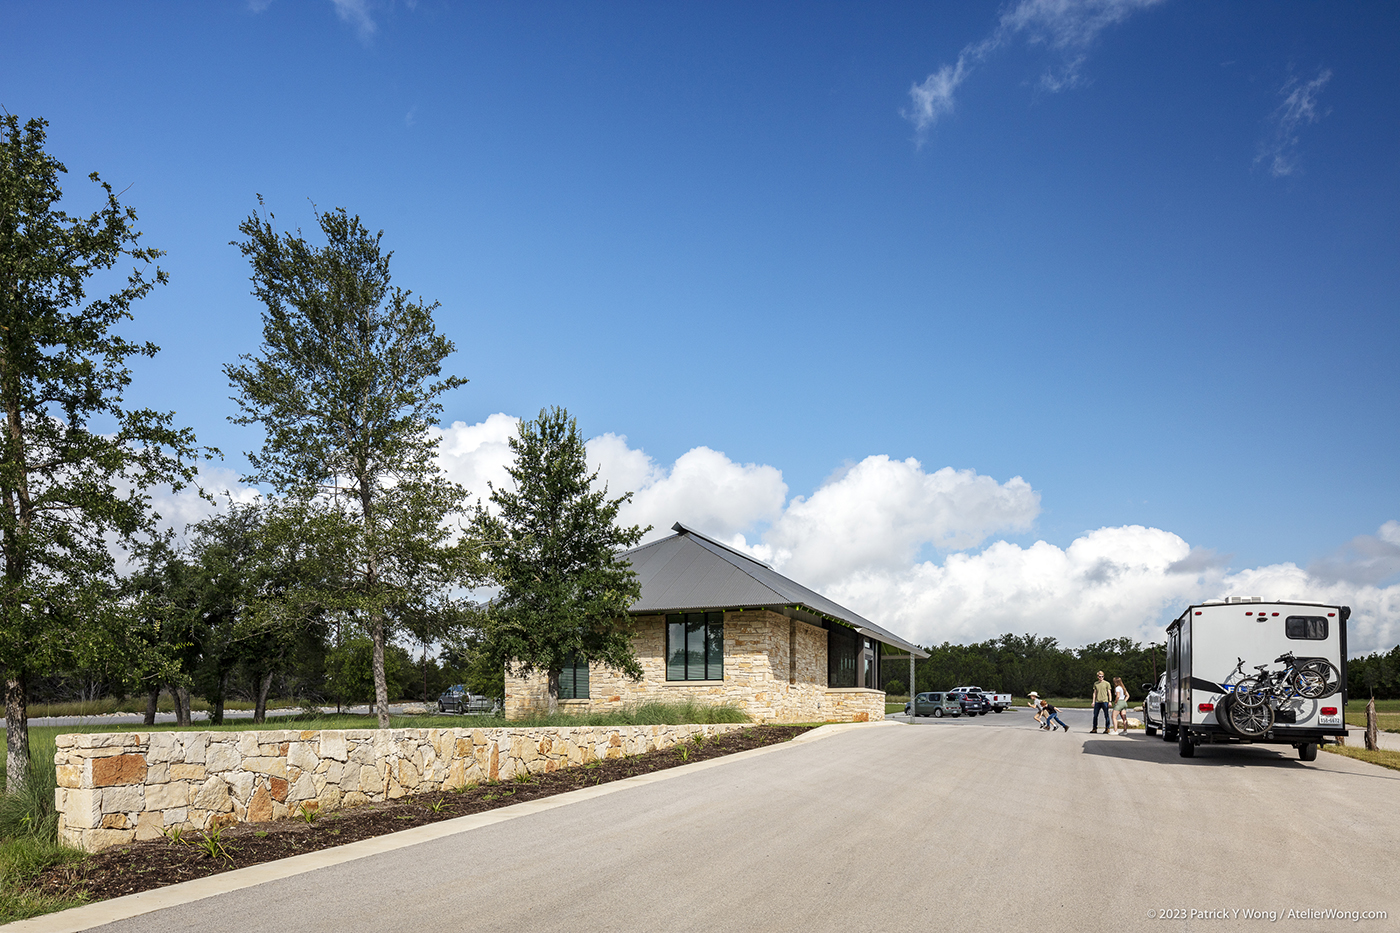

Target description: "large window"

left=828, top=625, right=858, bottom=688
left=666, top=612, right=724, bottom=681
left=1286, top=616, right=1328, bottom=640
left=559, top=655, right=589, bottom=699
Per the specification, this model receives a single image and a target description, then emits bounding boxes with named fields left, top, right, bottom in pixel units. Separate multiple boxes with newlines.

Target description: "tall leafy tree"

left=227, top=201, right=474, bottom=728
left=473, top=407, right=646, bottom=714
left=0, top=115, right=206, bottom=790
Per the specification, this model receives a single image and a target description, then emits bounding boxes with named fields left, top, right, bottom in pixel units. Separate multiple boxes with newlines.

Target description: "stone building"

left=503, top=523, right=928, bottom=723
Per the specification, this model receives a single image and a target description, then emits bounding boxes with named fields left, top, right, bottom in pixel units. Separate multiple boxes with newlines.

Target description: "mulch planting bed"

left=36, top=724, right=814, bottom=905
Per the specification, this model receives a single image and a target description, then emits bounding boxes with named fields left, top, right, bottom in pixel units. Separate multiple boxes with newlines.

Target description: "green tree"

left=226, top=201, right=475, bottom=728
left=0, top=115, right=206, bottom=791
left=473, top=407, right=646, bottom=715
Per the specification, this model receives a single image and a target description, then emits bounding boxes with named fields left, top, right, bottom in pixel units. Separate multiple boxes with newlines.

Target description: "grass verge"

left=504, top=699, right=750, bottom=728
left=0, top=735, right=89, bottom=923
left=1322, top=743, right=1400, bottom=773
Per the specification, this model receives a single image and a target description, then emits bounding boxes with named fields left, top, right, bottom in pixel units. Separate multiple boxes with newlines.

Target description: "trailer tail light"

left=1198, top=703, right=1215, bottom=713
left=1328, top=612, right=1335, bottom=617
left=1195, top=611, right=1201, bottom=615
left=1246, top=612, right=1253, bottom=616
left=1321, top=707, right=1338, bottom=716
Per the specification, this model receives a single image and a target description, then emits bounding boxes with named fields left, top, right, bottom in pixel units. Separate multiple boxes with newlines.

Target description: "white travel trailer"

left=1163, top=598, right=1348, bottom=761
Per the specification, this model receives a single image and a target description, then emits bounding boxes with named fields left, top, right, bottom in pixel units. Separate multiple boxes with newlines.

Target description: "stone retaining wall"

left=55, top=723, right=747, bottom=853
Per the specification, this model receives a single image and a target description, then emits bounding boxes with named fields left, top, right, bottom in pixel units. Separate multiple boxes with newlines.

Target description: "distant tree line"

left=1348, top=646, right=1400, bottom=700
left=884, top=634, right=1168, bottom=699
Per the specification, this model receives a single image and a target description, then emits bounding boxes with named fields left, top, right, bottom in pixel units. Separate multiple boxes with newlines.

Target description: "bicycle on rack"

left=1236, top=651, right=1340, bottom=706
left=1216, top=653, right=1342, bottom=739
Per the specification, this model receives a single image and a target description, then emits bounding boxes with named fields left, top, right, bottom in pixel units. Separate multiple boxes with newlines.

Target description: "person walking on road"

left=1039, top=699, right=1069, bottom=732
left=1028, top=691, right=1046, bottom=728
left=1091, top=671, right=1113, bottom=733
left=1113, top=677, right=1130, bottom=735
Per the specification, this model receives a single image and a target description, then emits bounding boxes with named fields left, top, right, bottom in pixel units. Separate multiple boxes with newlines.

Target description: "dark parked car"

left=945, top=689, right=990, bottom=716
left=437, top=685, right=498, bottom=715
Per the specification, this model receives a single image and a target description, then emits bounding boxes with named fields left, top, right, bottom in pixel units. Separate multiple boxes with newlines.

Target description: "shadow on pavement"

left=1080, top=735, right=1400, bottom=780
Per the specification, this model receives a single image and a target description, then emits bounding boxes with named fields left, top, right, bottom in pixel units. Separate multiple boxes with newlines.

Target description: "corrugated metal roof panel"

left=620, top=522, right=928, bottom=658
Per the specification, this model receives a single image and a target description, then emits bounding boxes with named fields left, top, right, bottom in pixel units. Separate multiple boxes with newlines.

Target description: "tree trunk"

left=144, top=686, right=159, bottom=725
left=211, top=669, right=230, bottom=726
left=422, top=645, right=429, bottom=705
left=254, top=669, right=274, bottom=724
left=5, top=675, right=30, bottom=795
left=371, top=614, right=390, bottom=729
left=547, top=668, right=560, bottom=716
left=172, top=683, right=192, bottom=726
left=1366, top=697, right=1379, bottom=751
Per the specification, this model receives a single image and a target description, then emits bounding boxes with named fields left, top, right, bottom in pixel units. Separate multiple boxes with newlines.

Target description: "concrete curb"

left=11, top=722, right=876, bottom=933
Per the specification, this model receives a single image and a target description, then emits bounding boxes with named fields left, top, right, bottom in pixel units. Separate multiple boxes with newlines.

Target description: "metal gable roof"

left=620, top=522, right=928, bottom=659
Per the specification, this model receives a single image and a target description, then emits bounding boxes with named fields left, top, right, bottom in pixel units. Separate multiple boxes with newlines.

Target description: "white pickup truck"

left=950, top=686, right=1013, bottom=713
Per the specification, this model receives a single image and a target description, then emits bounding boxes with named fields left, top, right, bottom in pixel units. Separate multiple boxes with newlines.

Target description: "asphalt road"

left=72, top=713, right=1400, bottom=933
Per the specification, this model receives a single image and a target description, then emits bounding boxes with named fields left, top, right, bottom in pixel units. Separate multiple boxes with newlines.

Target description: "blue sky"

left=3, top=1, right=1398, bottom=650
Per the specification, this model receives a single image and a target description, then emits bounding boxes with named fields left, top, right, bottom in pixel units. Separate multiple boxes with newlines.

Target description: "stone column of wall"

left=54, top=723, right=747, bottom=853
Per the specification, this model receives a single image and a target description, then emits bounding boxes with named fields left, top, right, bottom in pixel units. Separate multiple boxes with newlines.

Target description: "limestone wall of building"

left=503, top=610, right=884, bottom=724
left=53, top=722, right=746, bottom=853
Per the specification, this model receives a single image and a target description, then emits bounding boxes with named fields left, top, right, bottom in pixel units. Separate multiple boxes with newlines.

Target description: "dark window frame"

left=559, top=655, right=590, bottom=699
left=1285, top=616, right=1328, bottom=640
left=665, top=612, right=724, bottom=681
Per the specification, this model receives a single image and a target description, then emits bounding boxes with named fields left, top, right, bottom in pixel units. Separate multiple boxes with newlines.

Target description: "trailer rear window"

left=1285, top=616, right=1328, bottom=640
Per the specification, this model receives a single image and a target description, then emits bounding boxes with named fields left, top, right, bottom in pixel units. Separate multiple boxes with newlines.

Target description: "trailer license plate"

left=1320, top=714, right=1342, bottom=726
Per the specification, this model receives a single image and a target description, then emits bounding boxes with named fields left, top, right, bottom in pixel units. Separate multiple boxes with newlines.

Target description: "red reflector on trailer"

left=1246, top=612, right=1253, bottom=616
left=1272, top=612, right=1279, bottom=616
left=1328, top=612, right=1335, bottom=617
left=1195, top=611, right=1202, bottom=615
left=1321, top=707, right=1338, bottom=716
left=1198, top=703, right=1215, bottom=713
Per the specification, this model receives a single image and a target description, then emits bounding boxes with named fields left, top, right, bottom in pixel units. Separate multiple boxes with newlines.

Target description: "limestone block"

left=56, top=764, right=81, bottom=788
left=287, top=741, right=318, bottom=771
left=146, top=782, right=189, bottom=810
left=206, top=743, right=240, bottom=773
left=56, top=734, right=76, bottom=749
left=229, top=772, right=257, bottom=802
left=343, top=791, right=368, bottom=808
left=349, top=742, right=376, bottom=766
left=247, top=785, right=273, bottom=822
left=101, top=783, right=144, bottom=814
left=237, top=732, right=259, bottom=755
left=180, top=733, right=208, bottom=764
left=134, top=811, right=165, bottom=840
left=146, top=733, right=180, bottom=764
left=92, top=755, right=147, bottom=787
left=398, top=759, right=421, bottom=789
left=163, top=807, right=188, bottom=827
left=317, top=786, right=342, bottom=813
left=63, top=788, right=102, bottom=829
left=359, top=765, right=380, bottom=793
left=269, top=776, right=289, bottom=803
left=242, top=757, right=288, bottom=779
left=324, top=761, right=344, bottom=784
left=192, top=776, right=233, bottom=812
left=101, top=813, right=131, bottom=830
left=85, top=828, right=136, bottom=849
left=170, top=763, right=206, bottom=781
left=145, top=762, right=170, bottom=784
left=290, top=772, right=316, bottom=802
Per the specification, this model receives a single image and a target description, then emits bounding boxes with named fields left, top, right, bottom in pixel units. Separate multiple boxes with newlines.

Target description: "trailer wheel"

left=1178, top=731, right=1195, bottom=758
left=1298, top=743, right=1318, bottom=762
